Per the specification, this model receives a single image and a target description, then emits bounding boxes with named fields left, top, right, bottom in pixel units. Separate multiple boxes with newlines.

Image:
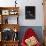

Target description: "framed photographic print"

left=9, top=10, right=18, bottom=15
left=2, top=10, right=9, bottom=15
left=25, top=6, right=35, bottom=19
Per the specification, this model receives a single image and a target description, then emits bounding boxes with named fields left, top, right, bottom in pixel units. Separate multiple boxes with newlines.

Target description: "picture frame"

left=2, top=10, right=9, bottom=15
left=25, top=6, right=35, bottom=19
left=9, top=10, right=18, bottom=15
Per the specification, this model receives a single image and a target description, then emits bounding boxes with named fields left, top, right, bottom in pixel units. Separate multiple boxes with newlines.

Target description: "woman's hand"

left=25, top=36, right=38, bottom=46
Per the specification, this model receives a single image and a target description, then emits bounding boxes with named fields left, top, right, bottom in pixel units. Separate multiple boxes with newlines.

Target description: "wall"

left=0, top=0, right=44, bottom=26
left=18, top=0, right=44, bottom=26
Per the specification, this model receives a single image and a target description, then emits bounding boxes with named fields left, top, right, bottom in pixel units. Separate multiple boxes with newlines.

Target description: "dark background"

left=25, top=6, right=35, bottom=19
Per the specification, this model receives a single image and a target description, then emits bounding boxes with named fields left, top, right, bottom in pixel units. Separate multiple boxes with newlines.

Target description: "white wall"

left=0, top=0, right=44, bottom=26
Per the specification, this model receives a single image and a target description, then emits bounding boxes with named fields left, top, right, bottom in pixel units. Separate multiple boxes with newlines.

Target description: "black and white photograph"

left=25, top=6, right=35, bottom=19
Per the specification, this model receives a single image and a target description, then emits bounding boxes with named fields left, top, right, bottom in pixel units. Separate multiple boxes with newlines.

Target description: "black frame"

left=25, top=6, right=35, bottom=19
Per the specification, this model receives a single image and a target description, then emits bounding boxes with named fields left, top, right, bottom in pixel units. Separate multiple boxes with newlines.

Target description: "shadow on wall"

left=18, top=26, right=44, bottom=44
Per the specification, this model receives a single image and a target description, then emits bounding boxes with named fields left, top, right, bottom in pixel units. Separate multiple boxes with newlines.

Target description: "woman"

left=21, top=28, right=41, bottom=46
